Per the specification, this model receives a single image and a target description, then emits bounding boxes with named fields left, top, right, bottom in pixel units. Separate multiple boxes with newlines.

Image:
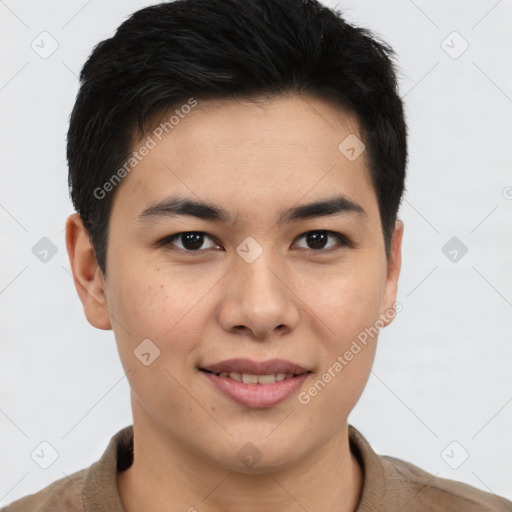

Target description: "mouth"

left=199, top=368, right=308, bottom=384
left=199, top=358, right=312, bottom=408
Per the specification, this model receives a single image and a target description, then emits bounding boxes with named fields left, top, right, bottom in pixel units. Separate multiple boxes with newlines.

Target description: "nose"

left=217, top=252, right=300, bottom=340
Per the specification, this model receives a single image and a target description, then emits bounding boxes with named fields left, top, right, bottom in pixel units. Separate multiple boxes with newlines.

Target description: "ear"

left=65, top=213, right=112, bottom=330
left=380, top=219, right=404, bottom=327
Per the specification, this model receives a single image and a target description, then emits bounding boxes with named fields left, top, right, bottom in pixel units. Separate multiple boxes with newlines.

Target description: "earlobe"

left=65, top=213, right=112, bottom=330
left=380, top=219, right=404, bottom=327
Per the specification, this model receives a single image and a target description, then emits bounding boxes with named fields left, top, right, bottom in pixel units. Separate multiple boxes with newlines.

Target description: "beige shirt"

left=2, top=424, right=511, bottom=511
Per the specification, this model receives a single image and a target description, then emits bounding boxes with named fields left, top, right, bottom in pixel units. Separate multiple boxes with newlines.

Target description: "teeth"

left=215, top=371, right=301, bottom=384
left=242, top=373, right=259, bottom=384
left=258, top=374, right=277, bottom=384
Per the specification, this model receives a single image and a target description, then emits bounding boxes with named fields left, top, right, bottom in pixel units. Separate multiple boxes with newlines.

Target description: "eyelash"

left=157, top=230, right=353, bottom=254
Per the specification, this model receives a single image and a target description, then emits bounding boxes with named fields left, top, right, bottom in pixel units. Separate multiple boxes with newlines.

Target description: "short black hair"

left=67, top=0, right=407, bottom=275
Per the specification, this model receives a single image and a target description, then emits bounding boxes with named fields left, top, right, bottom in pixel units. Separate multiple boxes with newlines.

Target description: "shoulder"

left=0, top=467, right=88, bottom=512
left=0, top=425, right=131, bottom=512
left=380, top=454, right=512, bottom=512
left=348, top=425, right=512, bottom=512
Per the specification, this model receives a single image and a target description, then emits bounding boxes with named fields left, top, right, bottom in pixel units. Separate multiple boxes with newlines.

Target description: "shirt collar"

left=81, top=424, right=384, bottom=512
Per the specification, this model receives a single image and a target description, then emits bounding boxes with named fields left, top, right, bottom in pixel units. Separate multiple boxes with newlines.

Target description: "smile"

left=200, top=367, right=311, bottom=408
left=202, top=369, right=302, bottom=384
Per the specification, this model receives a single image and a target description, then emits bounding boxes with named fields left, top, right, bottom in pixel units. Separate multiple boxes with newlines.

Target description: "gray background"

left=1, top=0, right=511, bottom=506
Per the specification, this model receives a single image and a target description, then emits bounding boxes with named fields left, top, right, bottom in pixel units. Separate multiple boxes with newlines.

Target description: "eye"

left=158, top=231, right=221, bottom=252
left=157, top=230, right=352, bottom=253
left=294, top=230, right=352, bottom=251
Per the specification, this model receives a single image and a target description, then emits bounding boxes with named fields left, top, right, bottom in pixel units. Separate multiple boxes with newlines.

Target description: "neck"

left=117, top=405, right=363, bottom=512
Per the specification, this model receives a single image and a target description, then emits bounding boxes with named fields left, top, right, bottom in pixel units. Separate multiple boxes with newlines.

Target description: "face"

left=67, top=94, right=402, bottom=472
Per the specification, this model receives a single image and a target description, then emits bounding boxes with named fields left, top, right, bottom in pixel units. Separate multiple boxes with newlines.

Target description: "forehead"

left=111, top=94, right=377, bottom=226
left=148, top=94, right=362, bottom=153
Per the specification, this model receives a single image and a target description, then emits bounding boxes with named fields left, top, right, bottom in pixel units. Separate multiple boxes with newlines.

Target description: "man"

left=2, top=0, right=511, bottom=510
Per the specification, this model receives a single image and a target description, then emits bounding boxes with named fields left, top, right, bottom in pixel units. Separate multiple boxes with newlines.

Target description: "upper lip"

left=200, top=358, right=310, bottom=375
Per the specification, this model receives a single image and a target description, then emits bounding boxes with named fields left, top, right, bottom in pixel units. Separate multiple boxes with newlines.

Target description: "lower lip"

left=201, top=371, right=310, bottom=408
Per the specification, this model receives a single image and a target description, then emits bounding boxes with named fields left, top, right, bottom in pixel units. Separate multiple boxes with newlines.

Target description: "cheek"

left=304, top=257, right=384, bottom=401
left=107, top=264, right=205, bottom=405
left=107, top=257, right=220, bottom=379
left=109, top=257, right=199, bottom=335
left=308, top=257, right=385, bottom=340
left=300, top=278, right=381, bottom=422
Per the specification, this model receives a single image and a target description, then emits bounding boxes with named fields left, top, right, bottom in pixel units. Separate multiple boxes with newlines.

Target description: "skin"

left=66, top=94, right=403, bottom=512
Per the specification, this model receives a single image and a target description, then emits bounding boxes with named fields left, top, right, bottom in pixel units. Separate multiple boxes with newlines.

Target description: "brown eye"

left=158, top=230, right=351, bottom=254
left=294, top=230, right=351, bottom=251
left=159, top=232, right=220, bottom=252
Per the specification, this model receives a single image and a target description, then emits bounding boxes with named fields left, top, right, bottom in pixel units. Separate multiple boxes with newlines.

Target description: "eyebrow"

left=136, top=194, right=367, bottom=226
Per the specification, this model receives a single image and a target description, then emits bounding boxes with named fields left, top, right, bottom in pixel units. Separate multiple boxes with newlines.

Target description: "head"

left=66, top=0, right=406, bottom=472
